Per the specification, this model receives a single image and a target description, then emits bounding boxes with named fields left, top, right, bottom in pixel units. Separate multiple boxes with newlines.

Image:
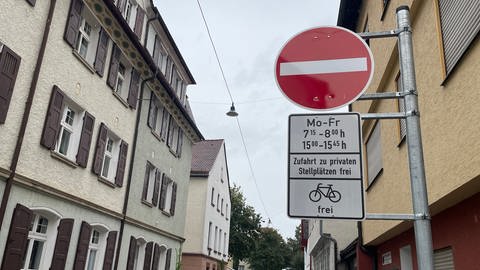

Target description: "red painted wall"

left=362, top=192, right=480, bottom=270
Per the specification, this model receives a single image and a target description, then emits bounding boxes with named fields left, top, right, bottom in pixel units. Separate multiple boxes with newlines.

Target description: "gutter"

left=114, top=71, right=158, bottom=270
left=0, top=0, right=57, bottom=230
left=103, top=0, right=204, bottom=141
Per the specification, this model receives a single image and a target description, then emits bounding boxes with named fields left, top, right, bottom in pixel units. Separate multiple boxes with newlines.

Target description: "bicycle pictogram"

left=309, top=183, right=342, bottom=203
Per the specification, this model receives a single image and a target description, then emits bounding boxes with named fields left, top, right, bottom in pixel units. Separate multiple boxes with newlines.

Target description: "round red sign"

left=275, top=26, right=374, bottom=110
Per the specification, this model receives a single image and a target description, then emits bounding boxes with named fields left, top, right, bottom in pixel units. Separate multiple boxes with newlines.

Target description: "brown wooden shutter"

left=115, top=140, right=128, bottom=187
left=0, top=204, right=33, bottom=270
left=147, top=92, right=156, bottom=129
left=142, top=163, right=150, bottom=201
left=0, top=45, right=21, bottom=124
left=133, top=7, right=145, bottom=39
left=176, top=130, right=183, bottom=157
left=160, top=109, right=169, bottom=140
left=94, top=27, right=110, bottom=77
left=73, top=221, right=91, bottom=270
left=152, top=243, right=161, bottom=270
left=126, top=236, right=137, bottom=270
left=165, top=248, right=172, bottom=270
left=159, top=176, right=169, bottom=210
left=92, top=123, right=108, bottom=175
left=143, top=241, right=154, bottom=270
left=152, top=170, right=161, bottom=206
left=102, top=231, right=118, bottom=270
left=40, top=86, right=64, bottom=149
left=166, top=117, right=174, bottom=147
left=107, top=44, right=121, bottom=89
left=76, top=111, right=95, bottom=167
left=170, top=182, right=177, bottom=216
left=50, top=218, right=74, bottom=270
left=127, top=69, right=140, bottom=109
left=64, top=0, right=83, bottom=48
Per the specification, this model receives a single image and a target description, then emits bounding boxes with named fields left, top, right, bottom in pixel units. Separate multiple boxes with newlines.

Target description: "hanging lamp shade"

left=226, top=103, right=238, bottom=117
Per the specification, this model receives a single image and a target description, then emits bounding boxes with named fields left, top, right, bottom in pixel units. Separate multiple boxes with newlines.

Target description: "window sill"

left=112, top=91, right=130, bottom=108
left=72, top=50, right=95, bottom=74
left=97, top=176, right=116, bottom=188
left=150, top=129, right=165, bottom=142
left=51, top=151, right=78, bottom=168
left=141, top=200, right=153, bottom=208
left=169, top=148, right=179, bottom=158
left=161, top=210, right=172, bottom=217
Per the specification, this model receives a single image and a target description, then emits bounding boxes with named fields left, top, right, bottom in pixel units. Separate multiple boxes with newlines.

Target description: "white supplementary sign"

left=279, top=57, right=368, bottom=76
left=288, top=113, right=365, bottom=219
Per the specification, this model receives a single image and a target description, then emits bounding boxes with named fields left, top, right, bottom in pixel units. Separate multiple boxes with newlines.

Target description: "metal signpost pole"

left=396, top=6, right=434, bottom=270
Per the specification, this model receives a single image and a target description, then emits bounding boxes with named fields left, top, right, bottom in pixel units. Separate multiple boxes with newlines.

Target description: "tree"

left=248, top=227, right=290, bottom=270
left=286, top=225, right=304, bottom=270
left=229, top=185, right=262, bottom=269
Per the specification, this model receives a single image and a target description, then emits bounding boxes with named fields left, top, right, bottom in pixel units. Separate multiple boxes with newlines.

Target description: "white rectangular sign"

left=288, top=113, right=365, bottom=219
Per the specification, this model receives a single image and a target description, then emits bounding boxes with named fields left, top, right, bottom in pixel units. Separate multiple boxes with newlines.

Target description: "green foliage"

left=285, top=225, right=304, bottom=269
left=229, top=185, right=262, bottom=269
left=248, top=227, right=290, bottom=270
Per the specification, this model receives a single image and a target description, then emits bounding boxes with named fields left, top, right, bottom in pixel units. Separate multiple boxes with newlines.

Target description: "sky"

left=157, top=0, right=342, bottom=239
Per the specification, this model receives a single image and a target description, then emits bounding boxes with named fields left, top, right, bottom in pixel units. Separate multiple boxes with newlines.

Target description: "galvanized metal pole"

left=396, top=6, right=434, bottom=270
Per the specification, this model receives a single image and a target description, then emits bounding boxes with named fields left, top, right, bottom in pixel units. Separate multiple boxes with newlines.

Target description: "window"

left=214, top=226, right=218, bottom=252
left=131, top=238, right=146, bottom=270
left=92, top=123, right=128, bottom=187
left=0, top=44, right=21, bottom=124
left=221, top=199, right=224, bottom=215
left=223, top=232, right=227, bottom=255
left=366, top=121, right=383, bottom=186
left=100, top=133, right=120, bottom=182
left=108, top=46, right=135, bottom=103
left=207, top=222, right=212, bottom=250
left=211, top=188, right=215, bottom=206
left=74, top=9, right=100, bottom=65
left=22, top=215, right=51, bottom=269
left=56, top=105, right=82, bottom=160
left=396, top=73, right=406, bottom=142
left=142, top=163, right=157, bottom=204
left=148, top=92, right=169, bottom=140
left=159, top=177, right=177, bottom=215
left=219, top=229, right=222, bottom=254
left=400, top=245, right=413, bottom=270
left=41, top=86, right=95, bottom=168
left=166, top=117, right=180, bottom=154
left=437, top=1, right=480, bottom=78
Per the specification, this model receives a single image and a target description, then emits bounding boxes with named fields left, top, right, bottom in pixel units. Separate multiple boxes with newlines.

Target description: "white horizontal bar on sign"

left=280, top=57, right=367, bottom=76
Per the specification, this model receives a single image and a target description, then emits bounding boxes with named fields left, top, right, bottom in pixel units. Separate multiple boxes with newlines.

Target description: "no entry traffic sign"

left=275, top=26, right=374, bottom=110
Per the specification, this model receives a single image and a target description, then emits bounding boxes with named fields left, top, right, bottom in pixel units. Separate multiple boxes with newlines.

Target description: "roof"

left=191, top=139, right=224, bottom=176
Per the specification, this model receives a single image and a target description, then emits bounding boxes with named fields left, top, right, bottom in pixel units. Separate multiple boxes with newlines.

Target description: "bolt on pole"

left=396, top=6, right=434, bottom=270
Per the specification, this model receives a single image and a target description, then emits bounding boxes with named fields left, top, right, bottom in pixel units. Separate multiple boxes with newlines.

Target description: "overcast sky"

left=157, top=0, right=341, bottom=239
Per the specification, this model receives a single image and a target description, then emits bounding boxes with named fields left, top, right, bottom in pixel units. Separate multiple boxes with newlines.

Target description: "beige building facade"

left=337, top=0, right=480, bottom=269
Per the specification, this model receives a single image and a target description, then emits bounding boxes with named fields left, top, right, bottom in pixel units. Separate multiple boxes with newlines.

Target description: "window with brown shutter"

left=73, top=221, right=91, bottom=270
left=107, top=44, right=121, bottom=89
left=170, top=182, right=177, bottom=215
left=115, top=140, right=128, bottom=187
left=1, top=204, right=33, bottom=270
left=0, top=45, right=21, bottom=124
left=50, top=218, right=74, bottom=270
left=128, top=69, right=140, bottom=109
left=64, top=0, right=84, bottom=48
left=92, top=123, right=108, bottom=175
left=76, top=112, right=95, bottom=168
left=160, top=109, right=170, bottom=141
left=143, top=241, right=154, bottom=270
left=40, top=86, right=65, bottom=149
left=126, top=236, right=137, bottom=270
left=94, top=28, right=110, bottom=77
left=134, top=7, right=145, bottom=39
left=165, top=248, right=172, bottom=270
left=102, top=231, right=118, bottom=270
left=152, top=170, right=161, bottom=206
